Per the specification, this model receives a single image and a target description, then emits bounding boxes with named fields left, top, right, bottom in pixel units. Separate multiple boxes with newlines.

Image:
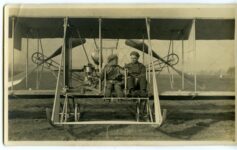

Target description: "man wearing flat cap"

left=125, top=51, right=147, bottom=97
left=101, top=54, right=124, bottom=97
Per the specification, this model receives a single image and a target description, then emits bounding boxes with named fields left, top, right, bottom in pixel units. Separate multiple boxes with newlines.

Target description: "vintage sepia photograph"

left=3, top=4, right=236, bottom=145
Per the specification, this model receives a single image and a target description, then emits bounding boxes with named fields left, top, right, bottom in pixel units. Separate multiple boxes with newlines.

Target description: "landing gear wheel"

left=136, top=102, right=140, bottom=122
left=74, top=103, right=81, bottom=121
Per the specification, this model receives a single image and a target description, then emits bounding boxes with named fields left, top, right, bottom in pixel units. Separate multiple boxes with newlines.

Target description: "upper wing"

left=9, top=17, right=234, bottom=50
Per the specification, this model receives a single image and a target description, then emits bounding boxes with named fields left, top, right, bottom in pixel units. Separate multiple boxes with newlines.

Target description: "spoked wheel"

left=167, top=53, right=179, bottom=66
left=74, top=103, right=81, bottom=121
left=143, top=101, right=152, bottom=122
left=32, top=52, right=44, bottom=65
left=136, top=102, right=140, bottom=122
left=161, top=109, right=167, bottom=124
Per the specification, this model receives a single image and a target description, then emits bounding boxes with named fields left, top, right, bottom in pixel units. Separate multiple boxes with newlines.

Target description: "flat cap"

left=130, top=51, right=140, bottom=58
left=107, top=54, right=118, bottom=63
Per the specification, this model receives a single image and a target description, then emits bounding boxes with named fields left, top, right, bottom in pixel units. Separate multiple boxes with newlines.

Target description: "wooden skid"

left=54, top=121, right=159, bottom=125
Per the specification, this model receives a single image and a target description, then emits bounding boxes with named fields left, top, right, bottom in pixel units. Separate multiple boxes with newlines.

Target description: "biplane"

left=6, top=5, right=235, bottom=127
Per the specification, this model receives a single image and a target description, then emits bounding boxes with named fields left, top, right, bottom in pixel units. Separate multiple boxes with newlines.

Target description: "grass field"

left=8, top=98, right=235, bottom=141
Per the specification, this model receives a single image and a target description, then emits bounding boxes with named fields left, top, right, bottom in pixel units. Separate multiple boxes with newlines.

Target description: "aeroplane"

left=6, top=5, right=235, bottom=127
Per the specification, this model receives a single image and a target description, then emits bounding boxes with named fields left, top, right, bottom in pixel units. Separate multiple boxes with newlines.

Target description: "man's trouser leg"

left=114, top=83, right=124, bottom=97
left=139, top=76, right=147, bottom=91
left=127, top=77, right=135, bottom=91
left=105, top=82, right=113, bottom=97
left=139, top=76, right=147, bottom=97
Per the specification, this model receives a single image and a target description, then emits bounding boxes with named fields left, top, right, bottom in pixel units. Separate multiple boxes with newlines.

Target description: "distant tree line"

left=227, top=67, right=235, bottom=76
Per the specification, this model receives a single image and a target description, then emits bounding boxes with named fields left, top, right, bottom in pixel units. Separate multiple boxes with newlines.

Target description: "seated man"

left=125, top=51, right=147, bottom=97
left=100, top=54, right=124, bottom=97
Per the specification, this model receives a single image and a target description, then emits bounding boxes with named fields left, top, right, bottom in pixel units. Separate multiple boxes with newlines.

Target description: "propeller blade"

left=125, top=39, right=170, bottom=65
left=44, top=38, right=86, bottom=62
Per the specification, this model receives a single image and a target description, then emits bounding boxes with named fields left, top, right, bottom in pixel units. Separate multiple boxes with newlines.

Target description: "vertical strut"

left=142, top=36, right=145, bottom=64
left=51, top=17, right=68, bottom=122
left=193, top=19, right=197, bottom=92
left=171, top=40, right=174, bottom=89
left=98, top=18, right=102, bottom=92
left=145, top=18, right=163, bottom=125
left=63, top=23, right=70, bottom=88
left=25, top=35, right=29, bottom=89
left=11, top=17, right=15, bottom=91
left=36, top=38, right=40, bottom=89
left=148, top=38, right=151, bottom=83
left=69, top=38, right=72, bottom=87
left=181, top=37, right=184, bottom=90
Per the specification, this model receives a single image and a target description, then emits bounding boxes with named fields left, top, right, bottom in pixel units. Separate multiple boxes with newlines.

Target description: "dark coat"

left=125, top=62, right=146, bottom=78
